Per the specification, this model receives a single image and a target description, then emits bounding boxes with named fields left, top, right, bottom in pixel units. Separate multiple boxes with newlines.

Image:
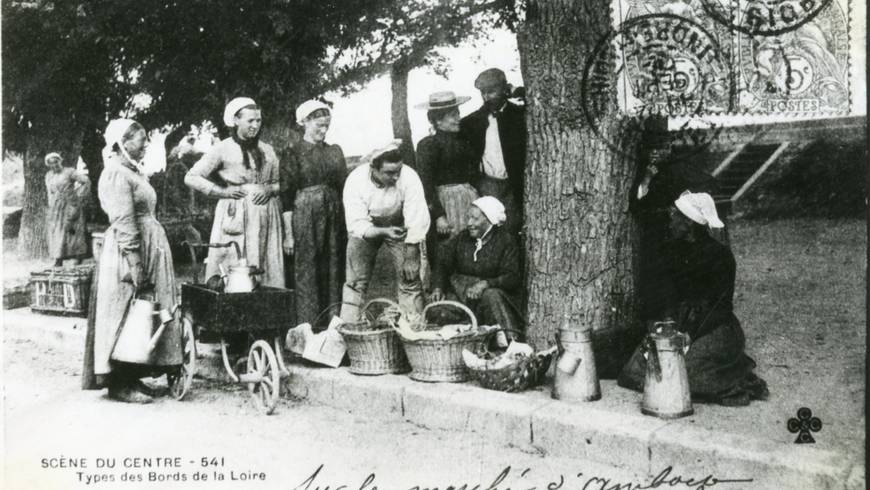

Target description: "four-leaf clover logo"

left=788, top=407, right=822, bottom=444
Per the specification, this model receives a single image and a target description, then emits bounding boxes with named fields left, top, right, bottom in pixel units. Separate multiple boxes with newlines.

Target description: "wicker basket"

left=338, top=299, right=409, bottom=375
left=465, top=329, right=555, bottom=392
left=401, top=301, right=485, bottom=383
left=30, top=264, right=95, bottom=317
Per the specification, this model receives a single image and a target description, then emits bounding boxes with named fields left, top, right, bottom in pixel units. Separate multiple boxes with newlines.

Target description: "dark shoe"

left=132, top=380, right=168, bottom=398
left=108, top=385, right=154, bottom=404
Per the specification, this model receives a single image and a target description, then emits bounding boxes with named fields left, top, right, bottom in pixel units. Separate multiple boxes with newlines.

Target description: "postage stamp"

left=581, top=12, right=736, bottom=157
left=734, top=0, right=851, bottom=113
left=608, top=0, right=853, bottom=115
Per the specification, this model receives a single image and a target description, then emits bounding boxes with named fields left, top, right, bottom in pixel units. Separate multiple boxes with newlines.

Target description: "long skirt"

left=82, top=216, right=181, bottom=388
left=46, top=194, right=88, bottom=260
left=204, top=194, right=284, bottom=288
left=292, top=185, right=345, bottom=328
left=430, top=274, right=524, bottom=338
left=617, top=319, right=769, bottom=405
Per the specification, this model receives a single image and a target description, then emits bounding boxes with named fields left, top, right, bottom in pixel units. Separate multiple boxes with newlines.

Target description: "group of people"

left=69, top=65, right=765, bottom=407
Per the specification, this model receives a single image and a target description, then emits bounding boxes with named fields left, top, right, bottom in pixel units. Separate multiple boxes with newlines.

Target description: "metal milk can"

left=552, top=325, right=601, bottom=402
left=111, top=293, right=174, bottom=364
left=641, top=321, right=693, bottom=419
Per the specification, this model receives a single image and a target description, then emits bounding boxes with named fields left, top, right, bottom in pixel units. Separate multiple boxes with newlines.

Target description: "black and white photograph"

left=1, top=0, right=866, bottom=488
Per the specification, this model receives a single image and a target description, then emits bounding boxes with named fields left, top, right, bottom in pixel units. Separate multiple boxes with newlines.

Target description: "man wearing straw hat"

left=340, top=140, right=430, bottom=322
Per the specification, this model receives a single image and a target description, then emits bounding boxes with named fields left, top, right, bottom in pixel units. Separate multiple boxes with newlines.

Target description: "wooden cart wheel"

left=168, top=313, right=196, bottom=400
left=247, top=340, right=280, bottom=415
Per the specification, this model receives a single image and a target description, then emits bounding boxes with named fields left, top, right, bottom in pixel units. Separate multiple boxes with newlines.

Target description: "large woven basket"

left=466, top=329, right=555, bottom=392
left=338, top=299, right=409, bottom=375
left=401, top=301, right=484, bottom=383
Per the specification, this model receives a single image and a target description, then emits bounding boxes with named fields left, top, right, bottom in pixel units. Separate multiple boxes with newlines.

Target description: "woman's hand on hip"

left=250, top=191, right=270, bottom=205
left=223, top=186, right=247, bottom=199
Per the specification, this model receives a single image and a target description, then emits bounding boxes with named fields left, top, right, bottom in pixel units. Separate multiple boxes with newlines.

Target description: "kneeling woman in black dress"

left=618, top=191, right=768, bottom=406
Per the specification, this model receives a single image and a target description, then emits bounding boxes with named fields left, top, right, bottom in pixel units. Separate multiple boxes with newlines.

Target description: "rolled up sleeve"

left=343, top=172, right=375, bottom=239
left=401, top=169, right=430, bottom=244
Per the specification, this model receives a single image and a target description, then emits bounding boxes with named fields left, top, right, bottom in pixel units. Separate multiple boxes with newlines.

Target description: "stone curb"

left=3, top=307, right=862, bottom=490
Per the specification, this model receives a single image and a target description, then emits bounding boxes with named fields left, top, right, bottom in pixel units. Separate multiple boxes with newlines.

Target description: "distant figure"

left=460, top=68, right=526, bottom=235
left=280, top=100, right=347, bottom=328
left=339, top=140, right=430, bottom=322
left=619, top=192, right=768, bottom=406
left=185, top=97, right=284, bottom=287
left=44, top=152, right=90, bottom=267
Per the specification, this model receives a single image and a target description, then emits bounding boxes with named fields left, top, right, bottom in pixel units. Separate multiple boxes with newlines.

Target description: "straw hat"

left=414, top=91, right=471, bottom=110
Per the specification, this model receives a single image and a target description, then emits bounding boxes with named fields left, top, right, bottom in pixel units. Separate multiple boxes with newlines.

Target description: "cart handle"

left=181, top=241, right=242, bottom=284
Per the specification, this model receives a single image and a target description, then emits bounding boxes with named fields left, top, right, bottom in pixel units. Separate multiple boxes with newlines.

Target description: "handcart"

left=173, top=241, right=293, bottom=414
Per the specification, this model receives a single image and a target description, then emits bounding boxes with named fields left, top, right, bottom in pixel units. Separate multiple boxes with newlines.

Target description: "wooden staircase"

left=711, top=135, right=792, bottom=215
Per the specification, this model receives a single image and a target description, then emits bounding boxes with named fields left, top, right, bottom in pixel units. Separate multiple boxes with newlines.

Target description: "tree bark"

left=18, top=118, right=85, bottom=258
left=390, top=61, right=416, bottom=168
left=516, top=0, right=641, bottom=369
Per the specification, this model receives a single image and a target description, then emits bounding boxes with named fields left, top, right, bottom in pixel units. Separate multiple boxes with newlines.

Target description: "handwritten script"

left=294, top=464, right=753, bottom=490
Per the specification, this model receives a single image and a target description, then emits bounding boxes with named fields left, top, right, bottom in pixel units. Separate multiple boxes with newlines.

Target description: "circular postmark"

left=699, top=0, right=836, bottom=37
left=581, top=13, right=736, bottom=159
left=735, top=0, right=850, bottom=113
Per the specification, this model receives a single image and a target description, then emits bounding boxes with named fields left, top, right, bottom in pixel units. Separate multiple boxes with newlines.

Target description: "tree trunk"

left=517, top=0, right=641, bottom=371
left=390, top=61, right=416, bottom=168
left=18, top=118, right=85, bottom=258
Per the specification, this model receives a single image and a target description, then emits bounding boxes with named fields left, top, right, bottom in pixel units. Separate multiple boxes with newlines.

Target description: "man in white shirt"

left=340, top=140, right=431, bottom=322
left=460, top=68, right=526, bottom=236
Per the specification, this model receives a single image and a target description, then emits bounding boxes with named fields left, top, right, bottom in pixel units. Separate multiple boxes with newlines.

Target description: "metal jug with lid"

left=641, top=321, right=693, bottom=419
left=552, top=321, right=601, bottom=402
left=111, top=291, right=174, bottom=364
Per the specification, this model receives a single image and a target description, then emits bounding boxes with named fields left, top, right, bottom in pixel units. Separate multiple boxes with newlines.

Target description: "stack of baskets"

left=464, top=329, right=555, bottom=392
left=400, top=301, right=486, bottom=383
left=337, top=299, right=409, bottom=375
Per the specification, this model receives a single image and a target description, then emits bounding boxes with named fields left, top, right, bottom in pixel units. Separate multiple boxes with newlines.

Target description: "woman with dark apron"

left=44, top=152, right=90, bottom=267
left=280, top=100, right=347, bottom=328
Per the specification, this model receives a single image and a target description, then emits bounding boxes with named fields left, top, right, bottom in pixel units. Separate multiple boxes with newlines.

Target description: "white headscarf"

left=44, top=152, right=62, bottom=166
left=223, top=97, right=257, bottom=127
left=102, top=118, right=141, bottom=167
left=471, top=196, right=507, bottom=262
left=472, top=196, right=507, bottom=226
left=674, top=191, right=724, bottom=229
left=295, top=99, right=331, bottom=123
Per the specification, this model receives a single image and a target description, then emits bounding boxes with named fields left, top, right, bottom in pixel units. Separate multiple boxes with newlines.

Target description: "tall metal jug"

left=111, top=294, right=173, bottom=364
left=641, top=322, right=693, bottom=419
left=552, top=325, right=601, bottom=402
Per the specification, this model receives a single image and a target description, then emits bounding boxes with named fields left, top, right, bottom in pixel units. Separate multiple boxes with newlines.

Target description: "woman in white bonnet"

left=82, top=119, right=182, bottom=403
left=185, top=97, right=284, bottom=287
left=618, top=191, right=768, bottom=406
left=430, top=196, right=524, bottom=339
left=279, top=99, right=347, bottom=329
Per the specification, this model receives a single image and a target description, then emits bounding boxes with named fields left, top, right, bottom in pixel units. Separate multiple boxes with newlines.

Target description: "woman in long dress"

left=280, top=100, right=346, bottom=328
left=44, top=152, right=90, bottom=267
left=618, top=192, right=768, bottom=406
left=185, top=97, right=284, bottom=287
left=82, top=119, right=181, bottom=403
left=415, top=92, right=479, bottom=253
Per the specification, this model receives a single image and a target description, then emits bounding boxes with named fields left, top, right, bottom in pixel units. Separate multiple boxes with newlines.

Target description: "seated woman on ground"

left=430, top=196, right=523, bottom=340
left=617, top=191, right=768, bottom=406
